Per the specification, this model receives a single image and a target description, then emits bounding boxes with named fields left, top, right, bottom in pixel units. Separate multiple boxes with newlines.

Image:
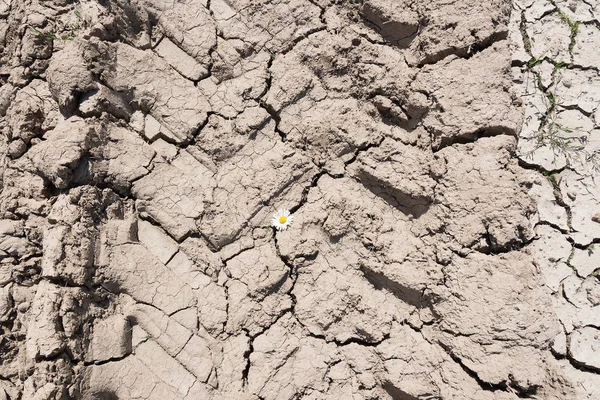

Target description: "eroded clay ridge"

left=0, top=0, right=587, bottom=399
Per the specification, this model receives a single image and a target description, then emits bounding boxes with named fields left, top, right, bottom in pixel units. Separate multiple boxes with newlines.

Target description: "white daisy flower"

left=272, top=209, right=293, bottom=231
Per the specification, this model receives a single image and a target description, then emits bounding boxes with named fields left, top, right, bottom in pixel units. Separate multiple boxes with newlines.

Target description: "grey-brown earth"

left=0, top=0, right=598, bottom=399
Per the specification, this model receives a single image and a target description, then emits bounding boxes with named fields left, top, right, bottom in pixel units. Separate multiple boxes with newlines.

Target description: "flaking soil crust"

left=0, top=0, right=598, bottom=399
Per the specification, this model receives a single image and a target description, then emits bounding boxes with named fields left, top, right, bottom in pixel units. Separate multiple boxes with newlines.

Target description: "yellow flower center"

left=278, top=215, right=287, bottom=224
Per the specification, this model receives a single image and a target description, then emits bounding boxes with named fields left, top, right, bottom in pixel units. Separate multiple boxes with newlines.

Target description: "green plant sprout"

left=29, top=25, right=79, bottom=41
left=547, top=0, right=580, bottom=53
left=527, top=53, right=546, bottom=69
left=521, top=65, right=600, bottom=173
left=29, top=9, right=82, bottom=42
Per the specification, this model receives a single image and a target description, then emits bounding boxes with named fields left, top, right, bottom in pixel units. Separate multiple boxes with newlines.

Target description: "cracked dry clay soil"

left=0, top=0, right=599, bottom=399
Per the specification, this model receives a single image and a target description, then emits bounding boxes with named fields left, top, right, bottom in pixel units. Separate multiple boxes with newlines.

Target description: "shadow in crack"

left=359, top=1, right=419, bottom=49
left=354, top=171, right=432, bottom=219
left=360, top=264, right=429, bottom=309
left=382, top=381, right=422, bottom=400
left=91, top=391, right=119, bottom=400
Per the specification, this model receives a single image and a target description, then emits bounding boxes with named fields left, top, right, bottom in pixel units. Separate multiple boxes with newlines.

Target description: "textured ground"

left=511, top=1, right=600, bottom=399
left=0, top=0, right=598, bottom=399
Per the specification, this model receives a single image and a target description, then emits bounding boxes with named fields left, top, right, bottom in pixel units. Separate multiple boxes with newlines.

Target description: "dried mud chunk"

left=570, top=246, right=600, bottom=278
left=209, top=38, right=265, bottom=83
left=140, top=0, right=216, bottom=68
left=527, top=13, right=571, bottom=61
left=151, top=138, right=178, bottom=161
left=278, top=176, right=428, bottom=343
left=197, top=54, right=269, bottom=118
left=21, top=357, right=79, bottom=400
left=77, top=124, right=156, bottom=192
left=0, top=168, right=48, bottom=217
left=86, top=355, right=190, bottom=400
left=407, top=0, right=511, bottom=65
left=143, top=113, right=178, bottom=142
left=302, top=343, right=386, bottom=399
left=86, top=315, right=132, bottom=363
left=137, top=219, right=178, bottom=264
left=209, top=0, right=271, bottom=54
left=279, top=98, right=385, bottom=173
left=349, top=137, right=436, bottom=211
left=264, top=52, right=315, bottom=113
left=26, top=282, right=67, bottom=360
left=78, top=84, right=133, bottom=120
left=361, top=0, right=419, bottom=44
left=529, top=225, right=573, bottom=292
left=524, top=170, right=569, bottom=231
left=266, top=31, right=413, bottom=107
left=42, top=224, right=95, bottom=285
left=247, top=314, right=339, bottom=399
left=563, top=275, right=600, bottom=309
left=422, top=135, right=535, bottom=253
left=174, top=335, right=217, bottom=384
left=224, top=0, right=323, bottom=52
left=210, top=0, right=237, bottom=21
left=217, top=334, right=250, bottom=395
left=5, top=79, right=58, bottom=145
left=552, top=68, right=600, bottom=114
left=102, top=241, right=197, bottom=314
left=0, top=264, right=11, bottom=286
left=573, top=24, right=600, bottom=69
left=0, top=219, right=39, bottom=260
left=279, top=175, right=424, bottom=262
left=293, top=257, right=395, bottom=343
left=199, top=134, right=314, bottom=248
left=428, top=251, right=558, bottom=389
left=569, top=326, right=600, bottom=371
left=0, top=82, right=15, bottom=116
left=195, top=107, right=270, bottom=163
left=104, top=126, right=155, bottom=189
left=20, top=117, right=94, bottom=189
left=132, top=151, right=214, bottom=241
left=0, top=284, right=12, bottom=322
left=21, top=27, right=58, bottom=67
left=179, top=236, right=223, bottom=277
left=559, top=170, right=600, bottom=245
left=124, top=302, right=216, bottom=383
left=135, top=339, right=201, bottom=395
left=224, top=241, right=292, bottom=335
left=126, top=303, right=192, bottom=355
left=46, top=40, right=97, bottom=113
left=166, top=251, right=228, bottom=334
left=415, top=42, right=521, bottom=149
left=154, top=37, right=209, bottom=81
left=0, top=384, right=15, bottom=400
left=42, top=187, right=104, bottom=286
left=376, top=323, right=499, bottom=400
left=102, top=43, right=210, bottom=143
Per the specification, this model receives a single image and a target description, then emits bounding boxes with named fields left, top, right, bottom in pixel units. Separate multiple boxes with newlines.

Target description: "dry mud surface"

left=0, top=0, right=599, bottom=399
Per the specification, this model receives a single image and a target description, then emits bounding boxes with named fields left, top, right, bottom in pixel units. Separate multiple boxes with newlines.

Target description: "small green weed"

left=527, top=53, right=546, bottom=69
left=522, top=66, right=600, bottom=173
left=554, top=61, right=568, bottom=69
left=29, top=25, right=79, bottom=41
left=548, top=0, right=581, bottom=53
left=29, top=26, right=58, bottom=42
left=559, top=12, right=580, bottom=37
left=29, top=9, right=82, bottom=42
